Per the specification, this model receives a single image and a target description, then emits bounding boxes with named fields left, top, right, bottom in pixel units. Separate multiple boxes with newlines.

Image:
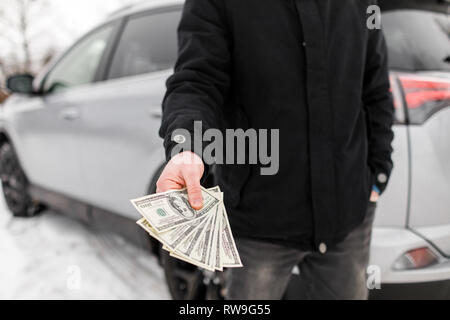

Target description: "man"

left=158, top=0, right=394, bottom=300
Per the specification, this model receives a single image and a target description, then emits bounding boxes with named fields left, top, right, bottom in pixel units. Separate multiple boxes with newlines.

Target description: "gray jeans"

left=226, top=203, right=376, bottom=300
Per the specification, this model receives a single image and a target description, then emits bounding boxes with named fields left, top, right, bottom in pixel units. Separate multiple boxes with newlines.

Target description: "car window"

left=43, top=25, right=114, bottom=93
left=383, top=10, right=450, bottom=71
left=107, top=10, right=181, bottom=80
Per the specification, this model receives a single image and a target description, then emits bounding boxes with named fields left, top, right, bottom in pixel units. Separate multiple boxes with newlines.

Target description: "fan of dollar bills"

left=130, top=186, right=242, bottom=271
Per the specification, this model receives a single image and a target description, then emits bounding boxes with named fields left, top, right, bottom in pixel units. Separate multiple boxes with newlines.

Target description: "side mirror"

left=6, top=74, right=35, bottom=94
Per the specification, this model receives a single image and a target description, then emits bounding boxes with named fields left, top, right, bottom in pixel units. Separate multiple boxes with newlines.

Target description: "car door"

left=75, top=8, right=182, bottom=219
left=12, top=22, right=117, bottom=201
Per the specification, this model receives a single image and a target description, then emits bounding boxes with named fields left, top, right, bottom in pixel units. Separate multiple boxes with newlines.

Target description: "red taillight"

left=397, top=74, right=450, bottom=124
left=393, top=247, right=439, bottom=270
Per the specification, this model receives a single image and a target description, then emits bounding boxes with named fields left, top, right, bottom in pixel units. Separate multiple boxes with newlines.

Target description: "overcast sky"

left=0, top=0, right=157, bottom=77
left=33, top=0, right=144, bottom=42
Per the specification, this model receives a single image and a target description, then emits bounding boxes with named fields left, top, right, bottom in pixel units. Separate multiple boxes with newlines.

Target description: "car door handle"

left=148, top=110, right=162, bottom=119
left=60, top=108, right=80, bottom=121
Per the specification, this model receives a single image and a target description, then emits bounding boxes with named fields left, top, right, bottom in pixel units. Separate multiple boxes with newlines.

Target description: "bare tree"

left=17, top=0, right=33, bottom=72
left=0, top=0, right=48, bottom=78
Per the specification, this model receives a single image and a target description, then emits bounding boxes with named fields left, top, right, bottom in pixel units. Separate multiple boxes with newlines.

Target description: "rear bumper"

left=370, top=227, right=450, bottom=284
left=369, top=227, right=450, bottom=299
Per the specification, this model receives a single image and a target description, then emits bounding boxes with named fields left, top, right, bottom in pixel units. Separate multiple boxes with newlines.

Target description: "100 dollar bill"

left=131, top=187, right=220, bottom=233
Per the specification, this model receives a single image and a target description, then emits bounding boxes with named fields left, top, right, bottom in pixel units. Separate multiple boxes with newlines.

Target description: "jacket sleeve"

left=363, top=24, right=395, bottom=194
left=159, top=0, right=231, bottom=164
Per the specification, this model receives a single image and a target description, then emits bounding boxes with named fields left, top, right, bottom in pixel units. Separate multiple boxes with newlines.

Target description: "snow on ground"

left=0, top=192, right=170, bottom=300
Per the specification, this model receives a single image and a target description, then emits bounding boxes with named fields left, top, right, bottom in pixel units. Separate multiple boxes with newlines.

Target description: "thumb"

left=185, top=174, right=203, bottom=210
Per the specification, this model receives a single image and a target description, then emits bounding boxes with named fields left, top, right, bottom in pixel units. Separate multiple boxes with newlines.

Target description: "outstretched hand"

left=156, top=151, right=205, bottom=210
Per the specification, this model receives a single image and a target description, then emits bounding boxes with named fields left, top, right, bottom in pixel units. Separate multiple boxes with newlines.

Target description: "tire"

left=160, top=246, right=206, bottom=299
left=0, top=143, right=37, bottom=217
left=160, top=246, right=224, bottom=300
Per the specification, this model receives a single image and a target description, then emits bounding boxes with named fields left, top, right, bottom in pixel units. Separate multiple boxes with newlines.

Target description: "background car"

left=0, top=0, right=449, bottom=299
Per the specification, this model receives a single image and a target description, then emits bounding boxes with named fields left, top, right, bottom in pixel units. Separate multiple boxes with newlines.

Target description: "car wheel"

left=160, top=245, right=224, bottom=300
left=0, top=143, right=39, bottom=217
left=160, top=246, right=206, bottom=299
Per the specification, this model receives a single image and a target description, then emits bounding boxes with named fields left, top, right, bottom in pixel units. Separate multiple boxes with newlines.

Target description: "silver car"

left=1, top=0, right=449, bottom=299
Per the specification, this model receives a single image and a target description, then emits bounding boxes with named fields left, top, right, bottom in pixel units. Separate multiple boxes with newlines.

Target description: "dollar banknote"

left=137, top=215, right=207, bottom=252
left=130, top=187, right=220, bottom=233
left=133, top=186, right=242, bottom=271
left=170, top=212, right=216, bottom=271
left=219, top=205, right=243, bottom=268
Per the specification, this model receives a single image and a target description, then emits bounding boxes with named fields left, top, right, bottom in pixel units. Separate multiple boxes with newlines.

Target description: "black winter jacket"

left=160, top=0, right=395, bottom=251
